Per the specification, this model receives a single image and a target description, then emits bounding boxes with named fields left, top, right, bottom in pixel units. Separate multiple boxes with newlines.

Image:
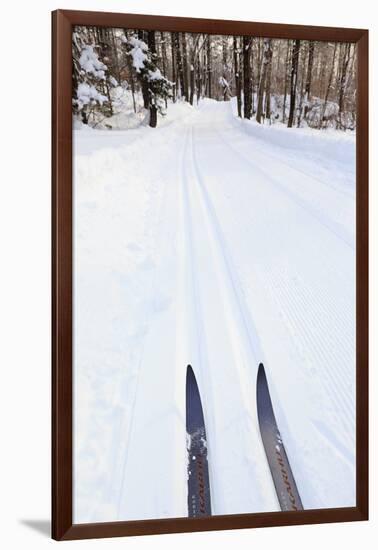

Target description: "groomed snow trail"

left=74, top=100, right=356, bottom=523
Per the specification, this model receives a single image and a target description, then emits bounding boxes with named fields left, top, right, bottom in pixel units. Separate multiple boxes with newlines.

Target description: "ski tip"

left=257, top=363, right=268, bottom=402
left=257, top=362, right=265, bottom=379
left=186, top=364, right=195, bottom=385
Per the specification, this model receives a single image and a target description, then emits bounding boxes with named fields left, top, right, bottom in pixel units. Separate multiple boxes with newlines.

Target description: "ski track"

left=215, top=128, right=354, bottom=250
left=74, top=100, right=356, bottom=521
left=228, top=115, right=355, bottom=200
left=188, top=102, right=355, bottom=509
left=179, top=123, right=278, bottom=514
left=209, top=108, right=356, bottom=445
left=264, top=269, right=355, bottom=444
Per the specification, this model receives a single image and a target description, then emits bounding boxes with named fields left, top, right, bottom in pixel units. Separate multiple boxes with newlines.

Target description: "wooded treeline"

left=73, top=26, right=356, bottom=131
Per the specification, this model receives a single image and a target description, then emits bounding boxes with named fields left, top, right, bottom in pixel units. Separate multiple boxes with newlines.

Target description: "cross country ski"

left=257, top=362, right=303, bottom=511
left=186, top=365, right=212, bottom=517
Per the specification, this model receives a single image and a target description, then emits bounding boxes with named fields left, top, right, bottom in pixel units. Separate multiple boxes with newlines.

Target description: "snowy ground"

left=73, top=99, right=356, bottom=523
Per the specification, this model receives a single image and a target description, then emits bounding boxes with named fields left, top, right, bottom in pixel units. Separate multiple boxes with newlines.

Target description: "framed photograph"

left=52, top=9, right=368, bottom=541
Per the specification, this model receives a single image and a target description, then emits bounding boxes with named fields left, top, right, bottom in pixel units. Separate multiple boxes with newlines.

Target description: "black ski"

left=186, top=364, right=211, bottom=517
left=257, top=362, right=303, bottom=511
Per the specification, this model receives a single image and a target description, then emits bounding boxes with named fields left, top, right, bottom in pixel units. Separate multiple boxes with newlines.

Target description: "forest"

left=72, top=26, right=357, bottom=131
left=73, top=25, right=357, bottom=525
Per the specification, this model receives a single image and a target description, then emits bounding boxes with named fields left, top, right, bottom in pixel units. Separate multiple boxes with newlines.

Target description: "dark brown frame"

left=52, top=9, right=369, bottom=541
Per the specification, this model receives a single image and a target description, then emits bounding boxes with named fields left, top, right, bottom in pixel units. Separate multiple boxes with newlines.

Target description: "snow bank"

left=233, top=111, right=355, bottom=167
left=74, top=89, right=196, bottom=132
left=73, top=114, right=189, bottom=522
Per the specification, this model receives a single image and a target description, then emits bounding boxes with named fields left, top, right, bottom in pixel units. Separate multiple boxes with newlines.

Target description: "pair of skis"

left=186, top=363, right=303, bottom=517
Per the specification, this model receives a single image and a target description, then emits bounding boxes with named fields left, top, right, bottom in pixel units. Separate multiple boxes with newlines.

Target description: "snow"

left=108, top=75, right=118, bottom=87
left=127, top=36, right=148, bottom=72
left=73, top=98, right=356, bottom=523
left=232, top=104, right=355, bottom=166
left=75, top=82, right=108, bottom=110
left=79, top=45, right=107, bottom=79
left=148, top=68, right=164, bottom=81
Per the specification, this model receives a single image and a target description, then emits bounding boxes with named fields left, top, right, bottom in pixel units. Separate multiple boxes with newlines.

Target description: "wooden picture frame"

left=52, top=9, right=368, bottom=541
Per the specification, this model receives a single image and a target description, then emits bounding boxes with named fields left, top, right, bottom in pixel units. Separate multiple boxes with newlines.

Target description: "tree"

left=337, top=43, right=351, bottom=130
left=123, top=30, right=137, bottom=113
left=189, top=52, right=195, bottom=105
left=233, top=36, right=242, bottom=118
left=95, top=26, right=120, bottom=117
left=72, top=31, right=109, bottom=125
left=264, top=40, right=273, bottom=121
left=222, top=36, right=228, bottom=75
left=170, top=32, right=177, bottom=102
left=147, top=31, right=158, bottom=127
left=181, top=33, right=190, bottom=101
left=174, top=33, right=185, bottom=100
left=124, top=33, right=172, bottom=128
left=137, top=31, right=150, bottom=109
left=195, top=34, right=208, bottom=103
left=296, top=42, right=308, bottom=127
left=159, top=32, right=168, bottom=108
left=282, top=40, right=291, bottom=123
left=206, top=36, right=212, bottom=99
left=243, top=36, right=252, bottom=119
left=256, top=38, right=272, bottom=123
left=304, top=41, right=315, bottom=118
left=319, top=42, right=337, bottom=129
left=189, top=34, right=202, bottom=106
left=287, top=39, right=300, bottom=128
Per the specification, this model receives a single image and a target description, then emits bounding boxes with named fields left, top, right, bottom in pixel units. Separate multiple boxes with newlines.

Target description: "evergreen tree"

left=123, top=33, right=172, bottom=128
left=72, top=31, right=110, bottom=125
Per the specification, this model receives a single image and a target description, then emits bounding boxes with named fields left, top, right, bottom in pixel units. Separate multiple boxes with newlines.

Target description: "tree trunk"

left=170, top=33, right=177, bottom=102
left=304, top=41, right=314, bottom=118
left=196, top=38, right=204, bottom=104
left=206, top=36, right=212, bottom=98
left=160, top=32, right=168, bottom=108
left=181, top=33, right=189, bottom=101
left=319, top=42, right=337, bottom=129
left=287, top=39, right=300, bottom=128
left=109, top=29, right=121, bottom=83
left=256, top=38, right=262, bottom=92
left=319, top=47, right=327, bottom=100
left=174, top=32, right=185, bottom=100
left=256, top=39, right=272, bottom=124
left=297, top=43, right=307, bottom=127
left=242, top=36, right=252, bottom=119
left=256, top=38, right=272, bottom=124
left=148, top=31, right=158, bottom=128
left=233, top=36, right=242, bottom=118
left=264, top=42, right=273, bottom=121
left=96, top=26, right=113, bottom=116
left=282, top=40, right=291, bottom=123
left=125, top=35, right=137, bottom=113
left=138, top=30, right=149, bottom=109
left=337, top=43, right=351, bottom=130
left=222, top=36, right=228, bottom=72
left=189, top=45, right=195, bottom=105
left=275, top=40, right=282, bottom=93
